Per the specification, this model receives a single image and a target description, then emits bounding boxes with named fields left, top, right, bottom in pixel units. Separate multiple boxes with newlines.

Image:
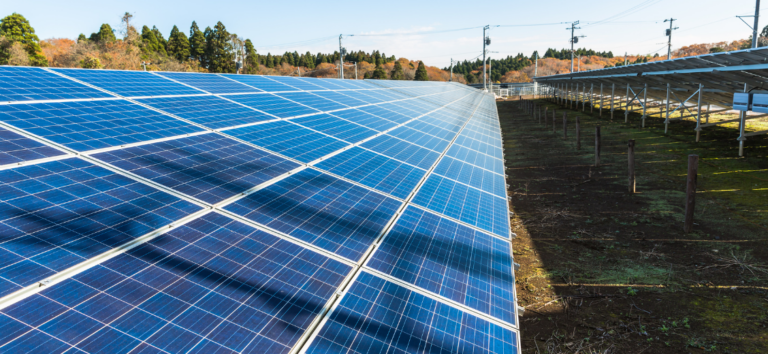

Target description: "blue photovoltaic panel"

left=408, top=119, right=458, bottom=139
left=0, top=213, right=352, bottom=354
left=225, top=93, right=319, bottom=118
left=412, top=174, right=510, bottom=238
left=361, top=135, right=439, bottom=170
left=275, top=92, right=348, bottom=112
left=224, top=169, right=401, bottom=261
left=291, top=114, right=377, bottom=144
left=0, top=100, right=204, bottom=152
left=297, top=78, right=347, bottom=90
left=0, top=127, right=64, bottom=166
left=329, top=109, right=397, bottom=132
left=220, top=75, right=299, bottom=92
left=93, top=133, right=300, bottom=204
left=387, top=126, right=449, bottom=152
left=367, top=206, right=516, bottom=324
left=0, top=67, right=113, bottom=102
left=358, top=105, right=412, bottom=124
left=455, top=135, right=503, bottom=159
left=315, top=147, right=425, bottom=199
left=446, top=144, right=505, bottom=175
left=392, top=100, right=435, bottom=115
left=434, top=156, right=507, bottom=197
left=306, top=272, right=518, bottom=354
left=0, top=158, right=202, bottom=298
left=136, top=96, right=273, bottom=130
left=309, top=90, right=369, bottom=108
left=154, top=72, right=260, bottom=94
left=373, top=104, right=419, bottom=123
left=52, top=69, right=204, bottom=97
left=266, top=76, right=326, bottom=91
left=223, top=121, right=348, bottom=163
left=337, top=90, right=387, bottom=104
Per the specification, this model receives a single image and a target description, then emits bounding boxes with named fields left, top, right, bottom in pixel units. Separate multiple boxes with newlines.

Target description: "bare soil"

left=499, top=98, right=768, bottom=354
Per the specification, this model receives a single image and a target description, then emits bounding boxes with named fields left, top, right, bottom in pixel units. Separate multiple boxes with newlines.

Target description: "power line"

left=354, top=26, right=482, bottom=37
left=585, top=0, right=664, bottom=27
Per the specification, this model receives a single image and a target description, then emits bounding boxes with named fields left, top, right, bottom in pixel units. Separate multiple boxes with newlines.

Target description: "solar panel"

left=0, top=69, right=518, bottom=353
left=135, top=96, right=273, bottom=130
left=0, top=127, right=64, bottom=166
left=0, top=67, right=113, bottom=102
left=0, top=100, right=204, bottom=152
left=52, top=69, right=205, bottom=97
left=305, top=272, right=518, bottom=353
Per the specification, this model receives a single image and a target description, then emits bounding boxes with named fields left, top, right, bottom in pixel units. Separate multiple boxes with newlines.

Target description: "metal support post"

left=590, top=83, right=594, bottom=113
left=664, top=83, right=671, bottom=134
left=600, top=83, right=603, bottom=117
left=738, top=83, right=747, bottom=156
left=641, top=83, right=648, bottom=128
left=624, top=83, right=630, bottom=123
left=610, top=84, right=615, bottom=120
left=582, top=83, right=586, bottom=111
left=695, top=83, right=703, bottom=142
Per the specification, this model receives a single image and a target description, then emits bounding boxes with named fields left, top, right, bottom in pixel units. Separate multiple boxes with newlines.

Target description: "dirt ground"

left=498, top=98, right=768, bottom=353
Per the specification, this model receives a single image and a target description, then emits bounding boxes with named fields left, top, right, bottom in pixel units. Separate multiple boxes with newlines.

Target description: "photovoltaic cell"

left=225, top=94, right=319, bottom=118
left=306, top=272, right=518, bottom=354
left=0, top=127, right=64, bottom=166
left=154, top=72, right=260, bottom=94
left=361, top=135, right=439, bottom=170
left=93, top=133, right=300, bottom=204
left=412, top=174, right=510, bottom=238
left=275, top=92, right=348, bottom=112
left=309, top=91, right=369, bottom=108
left=329, top=109, right=397, bottom=132
left=446, top=144, right=505, bottom=175
left=224, top=169, right=401, bottom=261
left=387, top=126, right=449, bottom=152
left=358, top=105, right=412, bottom=124
left=367, top=206, right=516, bottom=324
left=337, top=90, right=387, bottom=104
left=135, top=96, right=273, bottom=130
left=291, top=114, right=377, bottom=144
left=0, top=158, right=202, bottom=298
left=0, top=67, right=113, bottom=102
left=52, top=69, right=204, bottom=97
left=266, top=76, right=326, bottom=91
left=220, top=75, right=300, bottom=92
left=315, top=147, right=425, bottom=199
left=0, top=100, right=204, bottom=152
left=223, top=121, right=348, bottom=163
left=1, top=213, right=352, bottom=353
left=434, top=156, right=507, bottom=197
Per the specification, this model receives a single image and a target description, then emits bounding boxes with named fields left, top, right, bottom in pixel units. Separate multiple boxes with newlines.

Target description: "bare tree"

left=229, top=34, right=245, bottom=73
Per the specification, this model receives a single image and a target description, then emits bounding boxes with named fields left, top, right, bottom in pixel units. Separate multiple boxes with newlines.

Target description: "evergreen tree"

left=152, top=26, right=168, bottom=50
left=205, top=22, right=235, bottom=73
left=77, top=33, right=87, bottom=43
left=167, top=25, right=190, bottom=61
left=390, top=61, right=405, bottom=80
left=89, top=24, right=116, bottom=43
left=414, top=61, right=429, bottom=81
left=265, top=53, right=274, bottom=68
left=305, top=51, right=315, bottom=69
left=0, top=13, right=47, bottom=66
left=371, top=64, right=387, bottom=79
left=189, top=21, right=206, bottom=63
left=243, top=39, right=259, bottom=74
left=141, top=25, right=166, bottom=56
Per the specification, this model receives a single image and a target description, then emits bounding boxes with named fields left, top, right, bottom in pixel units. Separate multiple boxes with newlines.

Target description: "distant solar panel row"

left=0, top=66, right=517, bottom=353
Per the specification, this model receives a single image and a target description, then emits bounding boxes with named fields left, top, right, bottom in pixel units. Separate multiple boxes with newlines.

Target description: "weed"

left=626, top=287, right=638, bottom=296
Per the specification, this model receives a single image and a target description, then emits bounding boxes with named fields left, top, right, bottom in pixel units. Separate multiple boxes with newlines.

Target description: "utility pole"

left=754, top=0, right=761, bottom=48
left=450, top=58, right=454, bottom=82
left=483, top=25, right=490, bottom=91
left=339, top=34, right=353, bottom=79
left=624, top=52, right=627, bottom=66
left=567, top=21, right=582, bottom=73
left=664, top=19, right=678, bottom=60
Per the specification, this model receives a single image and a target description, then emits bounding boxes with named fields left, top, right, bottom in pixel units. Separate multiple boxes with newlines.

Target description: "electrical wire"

left=354, top=26, right=482, bottom=37
left=257, top=35, right=337, bottom=50
left=584, top=0, right=664, bottom=27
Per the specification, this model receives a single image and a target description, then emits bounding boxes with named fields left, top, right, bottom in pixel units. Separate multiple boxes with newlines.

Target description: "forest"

left=0, top=11, right=761, bottom=83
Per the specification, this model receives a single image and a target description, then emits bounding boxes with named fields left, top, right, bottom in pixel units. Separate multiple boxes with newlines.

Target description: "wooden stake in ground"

left=595, top=125, right=601, bottom=166
left=563, top=112, right=567, bottom=138
left=684, top=154, right=699, bottom=233
left=628, top=139, right=635, bottom=193
left=576, top=117, right=581, bottom=150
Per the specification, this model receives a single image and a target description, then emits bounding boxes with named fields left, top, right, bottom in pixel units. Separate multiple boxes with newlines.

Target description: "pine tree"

left=0, top=13, right=47, bottom=66
left=371, top=64, right=387, bottom=79
left=189, top=21, right=206, bottom=63
left=90, top=24, right=116, bottom=43
left=77, top=33, right=87, bottom=43
left=414, top=61, right=429, bottom=81
left=141, top=25, right=166, bottom=56
left=205, top=21, right=235, bottom=73
left=152, top=26, right=168, bottom=51
left=390, top=61, right=405, bottom=80
left=305, top=51, right=315, bottom=69
left=243, top=39, right=259, bottom=74
left=167, top=25, right=190, bottom=61
left=265, top=53, right=274, bottom=68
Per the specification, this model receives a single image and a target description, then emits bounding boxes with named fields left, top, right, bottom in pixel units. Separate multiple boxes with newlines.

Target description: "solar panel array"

left=0, top=66, right=519, bottom=354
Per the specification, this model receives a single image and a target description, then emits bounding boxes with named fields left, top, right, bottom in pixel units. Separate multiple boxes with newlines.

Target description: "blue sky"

left=5, top=0, right=764, bottom=67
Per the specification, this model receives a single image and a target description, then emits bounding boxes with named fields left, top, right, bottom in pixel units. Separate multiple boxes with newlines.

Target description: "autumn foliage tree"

left=0, top=13, right=47, bottom=66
